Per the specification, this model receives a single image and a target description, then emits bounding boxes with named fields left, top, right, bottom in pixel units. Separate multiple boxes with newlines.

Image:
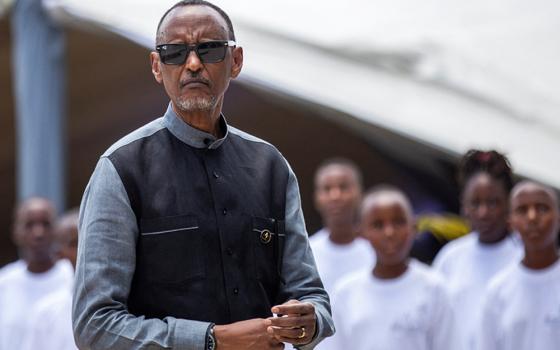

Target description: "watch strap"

left=205, top=323, right=216, bottom=350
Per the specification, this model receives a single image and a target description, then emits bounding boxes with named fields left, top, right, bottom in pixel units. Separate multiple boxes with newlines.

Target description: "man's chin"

left=176, top=96, right=217, bottom=112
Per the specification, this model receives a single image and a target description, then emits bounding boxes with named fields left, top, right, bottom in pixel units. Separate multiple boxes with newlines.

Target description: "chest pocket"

left=251, top=216, right=285, bottom=285
left=137, top=214, right=205, bottom=283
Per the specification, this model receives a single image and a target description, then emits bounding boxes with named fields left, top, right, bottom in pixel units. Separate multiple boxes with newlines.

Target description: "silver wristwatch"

left=206, top=324, right=216, bottom=350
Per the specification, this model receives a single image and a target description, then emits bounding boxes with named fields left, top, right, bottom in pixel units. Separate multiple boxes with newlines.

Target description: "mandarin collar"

left=163, top=103, right=228, bottom=149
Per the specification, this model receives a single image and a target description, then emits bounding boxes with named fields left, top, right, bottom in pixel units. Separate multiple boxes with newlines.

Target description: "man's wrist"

left=206, top=323, right=216, bottom=350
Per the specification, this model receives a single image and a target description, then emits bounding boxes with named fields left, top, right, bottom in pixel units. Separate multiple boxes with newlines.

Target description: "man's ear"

left=230, top=46, right=243, bottom=78
left=150, top=51, right=163, bottom=84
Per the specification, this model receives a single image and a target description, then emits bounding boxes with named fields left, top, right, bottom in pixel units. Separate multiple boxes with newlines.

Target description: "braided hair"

left=458, top=149, right=514, bottom=194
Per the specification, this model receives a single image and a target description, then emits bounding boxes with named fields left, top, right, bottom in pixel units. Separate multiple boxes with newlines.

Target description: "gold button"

left=260, top=229, right=272, bottom=244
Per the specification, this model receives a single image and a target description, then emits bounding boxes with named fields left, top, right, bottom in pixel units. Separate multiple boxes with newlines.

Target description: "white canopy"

left=40, top=0, right=560, bottom=188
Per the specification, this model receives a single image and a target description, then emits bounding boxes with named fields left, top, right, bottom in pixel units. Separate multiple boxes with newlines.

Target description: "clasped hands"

left=214, top=299, right=316, bottom=350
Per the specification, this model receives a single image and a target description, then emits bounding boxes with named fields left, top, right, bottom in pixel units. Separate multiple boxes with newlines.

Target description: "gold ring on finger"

left=298, top=327, right=306, bottom=339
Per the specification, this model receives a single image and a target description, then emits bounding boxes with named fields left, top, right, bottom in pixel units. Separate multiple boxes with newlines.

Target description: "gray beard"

left=176, top=95, right=218, bottom=112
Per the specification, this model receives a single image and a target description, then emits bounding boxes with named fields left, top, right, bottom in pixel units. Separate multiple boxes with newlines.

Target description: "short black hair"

left=361, top=184, right=413, bottom=219
left=314, top=157, right=363, bottom=190
left=156, top=0, right=236, bottom=45
left=458, top=149, right=514, bottom=194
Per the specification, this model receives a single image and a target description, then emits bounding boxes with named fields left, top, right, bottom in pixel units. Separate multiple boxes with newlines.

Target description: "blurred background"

left=1, top=0, right=559, bottom=265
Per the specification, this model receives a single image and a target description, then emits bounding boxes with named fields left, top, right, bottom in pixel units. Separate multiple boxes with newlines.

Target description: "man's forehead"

left=363, top=193, right=412, bottom=217
left=317, top=165, right=357, bottom=182
left=512, top=182, right=558, bottom=207
left=160, top=5, right=228, bottom=38
left=17, top=199, right=54, bottom=218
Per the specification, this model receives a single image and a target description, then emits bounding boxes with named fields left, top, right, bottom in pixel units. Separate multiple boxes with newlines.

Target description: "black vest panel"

left=108, top=128, right=289, bottom=324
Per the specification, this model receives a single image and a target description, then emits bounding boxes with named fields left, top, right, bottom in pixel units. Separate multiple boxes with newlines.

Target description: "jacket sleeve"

left=278, top=161, right=335, bottom=349
left=72, top=157, right=211, bottom=350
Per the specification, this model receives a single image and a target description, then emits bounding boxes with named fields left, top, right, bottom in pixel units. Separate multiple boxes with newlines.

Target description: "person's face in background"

left=361, top=195, right=414, bottom=266
left=462, top=172, right=509, bottom=243
left=55, top=216, right=79, bottom=269
left=150, top=5, right=243, bottom=115
left=510, top=183, right=559, bottom=253
left=314, top=165, right=362, bottom=229
left=13, top=198, right=56, bottom=266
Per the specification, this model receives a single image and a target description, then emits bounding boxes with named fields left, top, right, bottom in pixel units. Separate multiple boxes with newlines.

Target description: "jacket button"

left=213, top=171, right=219, bottom=179
left=222, top=208, right=227, bottom=215
left=233, top=288, right=239, bottom=295
left=226, top=248, right=233, bottom=256
left=260, top=229, right=272, bottom=244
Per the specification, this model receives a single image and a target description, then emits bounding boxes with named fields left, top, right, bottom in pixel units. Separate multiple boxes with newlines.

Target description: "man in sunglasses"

left=72, top=1, right=334, bottom=350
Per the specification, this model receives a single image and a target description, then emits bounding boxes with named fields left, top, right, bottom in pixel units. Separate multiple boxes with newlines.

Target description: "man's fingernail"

left=271, top=307, right=279, bottom=313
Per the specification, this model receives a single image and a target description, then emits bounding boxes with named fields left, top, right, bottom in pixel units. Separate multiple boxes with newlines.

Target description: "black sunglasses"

left=156, top=40, right=237, bottom=65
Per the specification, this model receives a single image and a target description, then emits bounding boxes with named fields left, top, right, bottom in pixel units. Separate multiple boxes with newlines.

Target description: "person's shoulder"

left=441, top=233, right=477, bottom=255
left=486, top=262, right=518, bottom=297
left=228, top=126, right=276, bottom=149
left=309, top=229, right=328, bottom=245
left=102, top=117, right=166, bottom=158
left=480, top=263, right=518, bottom=317
left=433, top=233, right=477, bottom=266
left=410, top=260, right=446, bottom=288
left=51, top=259, right=74, bottom=279
left=0, top=260, right=26, bottom=283
left=0, top=262, right=27, bottom=286
left=228, top=126, right=291, bottom=171
left=333, top=268, right=370, bottom=295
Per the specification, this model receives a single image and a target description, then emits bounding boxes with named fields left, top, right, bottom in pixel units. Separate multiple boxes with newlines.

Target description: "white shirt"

left=309, top=229, right=375, bottom=294
left=0, top=260, right=74, bottom=350
left=478, top=259, right=560, bottom=350
left=322, top=260, right=457, bottom=350
left=432, top=233, right=523, bottom=350
left=21, top=284, right=77, bottom=350
left=0, top=259, right=26, bottom=279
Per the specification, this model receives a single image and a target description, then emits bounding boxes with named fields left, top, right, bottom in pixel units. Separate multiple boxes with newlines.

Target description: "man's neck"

left=328, top=224, right=357, bottom=245
left=27, top=259, right=55, bottom=274
left=373, top=260, right=409, bottom=279
left=523, top=245, right=559, bottom=270
left=172, top=102, right=223, bottom=138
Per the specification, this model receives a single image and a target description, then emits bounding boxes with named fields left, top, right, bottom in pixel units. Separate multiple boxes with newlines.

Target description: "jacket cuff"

left=172, top=318, right=212, bottom=350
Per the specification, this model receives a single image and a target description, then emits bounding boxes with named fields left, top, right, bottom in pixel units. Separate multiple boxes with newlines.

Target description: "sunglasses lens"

left=159, top=45, right=188, bottom=65
left=197, top=42, right=227, bottom=63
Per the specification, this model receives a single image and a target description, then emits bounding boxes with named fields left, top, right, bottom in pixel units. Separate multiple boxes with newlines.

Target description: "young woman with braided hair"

left=432, top=149, right=523, bottom=350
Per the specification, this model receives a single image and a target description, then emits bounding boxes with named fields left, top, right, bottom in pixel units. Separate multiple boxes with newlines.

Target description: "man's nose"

left=477, top=204, right=489, bottom=218
left=328, top=187, right=342, bottom=200
left=384, top=225, right=395, bottom=238
left=30, top=224, right=47, bottom=239
left=527, top=206, right=537, bottom=221
left=185, top=50, right=203, bottom=72
left=31, top=223, right=48, bottom=239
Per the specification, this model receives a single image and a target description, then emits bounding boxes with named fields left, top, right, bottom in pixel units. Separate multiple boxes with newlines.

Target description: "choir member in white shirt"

left=309, top=158, right=375, bottom=294
left=478, top=181, right=560, bottom=350
left=0, top=198, right=74, bottom=350
left=22, top=209, right=79, bottom=350
left=432, top=150, right=522, bottom=350
left=325, top=185, right=457, bottom=350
